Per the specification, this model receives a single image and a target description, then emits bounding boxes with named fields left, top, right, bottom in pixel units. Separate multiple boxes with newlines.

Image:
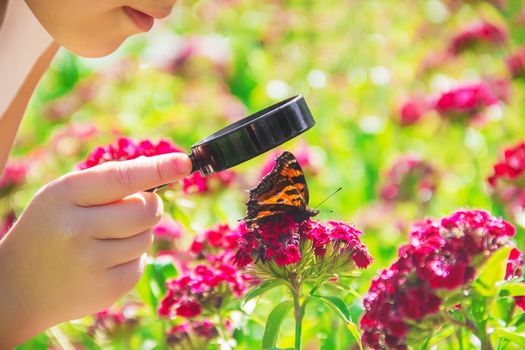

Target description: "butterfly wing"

left=244, top=151, right=310, bottom=225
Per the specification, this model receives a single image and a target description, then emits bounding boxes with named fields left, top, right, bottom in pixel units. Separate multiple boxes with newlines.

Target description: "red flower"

left=448, top=20, right=507, bottom=55
left=175, top=300, right=202, bottom=318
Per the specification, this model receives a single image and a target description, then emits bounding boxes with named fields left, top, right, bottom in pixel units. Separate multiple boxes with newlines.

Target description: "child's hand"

left=0, top=153, right=192, bottom=347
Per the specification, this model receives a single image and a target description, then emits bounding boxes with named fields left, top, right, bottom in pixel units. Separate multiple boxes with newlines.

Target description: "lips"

left=123, top=6, right=155, bottom=32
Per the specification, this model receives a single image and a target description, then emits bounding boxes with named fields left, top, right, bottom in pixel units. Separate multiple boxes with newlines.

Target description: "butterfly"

left=243, top=151, right=319, bottom=229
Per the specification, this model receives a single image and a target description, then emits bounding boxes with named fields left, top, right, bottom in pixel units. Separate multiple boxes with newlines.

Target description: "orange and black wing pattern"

left=244, top=151, right=317, bottom=227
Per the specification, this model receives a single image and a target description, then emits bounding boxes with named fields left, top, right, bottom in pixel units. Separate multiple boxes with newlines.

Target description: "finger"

left=76, top=192, right=162, bottom=239
left=63, top=153, right=192, bottom=206
left=105, top=254, right=148, bottom=297
left=95, top=230, right=153, bottom=268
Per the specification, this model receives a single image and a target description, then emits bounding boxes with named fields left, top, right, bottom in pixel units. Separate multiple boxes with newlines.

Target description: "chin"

left=63, top=36, right=128, bottom=58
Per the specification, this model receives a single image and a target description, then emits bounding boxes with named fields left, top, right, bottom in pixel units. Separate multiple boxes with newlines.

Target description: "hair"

left=0, top=1, right=7, bottom=28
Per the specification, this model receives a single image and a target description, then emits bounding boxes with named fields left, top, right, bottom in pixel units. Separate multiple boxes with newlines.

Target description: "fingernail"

left=173, top=153, right=192, bottom=175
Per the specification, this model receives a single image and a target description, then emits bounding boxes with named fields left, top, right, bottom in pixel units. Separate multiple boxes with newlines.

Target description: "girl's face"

left=25, top=0, right=177, bottom=57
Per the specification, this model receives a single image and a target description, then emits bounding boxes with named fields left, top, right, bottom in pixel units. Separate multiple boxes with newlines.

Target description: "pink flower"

left=433, top=82, right=499, bottom=123
left=361, top=209, right=515, bottom=349
left=158, top=255, right=252, bottom=319
left=380, top=156, right=438, bottom=204
left=448, top=20, right=507, bottom=55
left=234, top=216, right=372, bottom=270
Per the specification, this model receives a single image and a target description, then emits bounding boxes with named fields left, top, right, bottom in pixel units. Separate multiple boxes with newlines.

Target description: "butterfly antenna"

left=313, top=187, right=342, bottom=210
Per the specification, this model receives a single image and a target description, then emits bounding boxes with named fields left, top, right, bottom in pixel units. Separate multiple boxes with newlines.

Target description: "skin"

left=0, top=0, right=185, bottom=347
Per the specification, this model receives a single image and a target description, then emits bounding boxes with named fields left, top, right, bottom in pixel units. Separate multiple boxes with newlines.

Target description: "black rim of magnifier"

left=147, top=95, right=315, bottom=192
left=189, top=95, right=315, bottom=175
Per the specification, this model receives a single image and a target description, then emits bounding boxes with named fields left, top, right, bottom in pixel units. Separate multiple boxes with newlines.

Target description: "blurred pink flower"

left=258, top=143, right=321, bottom=180
left=0, top=161, right=29, bottom=193
left=166, top=319, right=219, bottom=347
left=0, top=212, right=16, bottom=240
left=398, top=97, right=432, bottom=126
left=89, top=302, right=142, bottom=338
left=506, top=47, right=525, bottom=79
left=448, top=20, right=507, bottom=55
left=380, top=156, right=438, bottom=204
left=153, top=217, right=184, bottom=241
left=433, top=82, right=499, bottom=123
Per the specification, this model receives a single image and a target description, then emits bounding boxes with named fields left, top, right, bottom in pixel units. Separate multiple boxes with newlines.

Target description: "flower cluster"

left=379, top=156, right=438, bottom=204
left=433, top=82, right=499, bottom=123
left=78, top=137, right=234, bottom=193
left=488, top=142, right=525, bottom=218
left=448, top=20, right=506, bottom=55
left=234, top=216, right=372, bottom=273
left=361, top=210, right=515, bottom=349
left=506, top=47, right=525, bottom=79
left=166, top=319, right=220, bottom=348
left=158, top=255, right=252, bottom=319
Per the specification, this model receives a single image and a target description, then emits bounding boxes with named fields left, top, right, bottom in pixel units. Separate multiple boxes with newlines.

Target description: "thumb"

left=63, top=153, right=192, bottom=206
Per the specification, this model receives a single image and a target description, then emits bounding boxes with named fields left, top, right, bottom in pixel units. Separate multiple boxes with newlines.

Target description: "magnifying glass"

left=148, top=95, right=315, bottom=191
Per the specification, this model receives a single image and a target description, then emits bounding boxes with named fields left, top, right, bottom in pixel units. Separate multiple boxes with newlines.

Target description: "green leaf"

left=492, top=328, right=525, bottom=347
left=421, top=325, right=455, bottom=349
left=500, top=282, right=525, bottom=297
left=136, top=258, right=178, bottom=312
left=244, top=280, right=284, bottom=305
left=346, top=321, right=363, bottom=350
left=474, top=246, right=512, bottom=298
left=262, top=300, right=293, bottom=350
left=312, top=295, right=350, bottom=320
left=311, top=295, right=362, bottom=350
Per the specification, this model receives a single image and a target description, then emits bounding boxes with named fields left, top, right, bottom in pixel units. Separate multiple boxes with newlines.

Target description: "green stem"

left=291, top=286, right=304, bottom=350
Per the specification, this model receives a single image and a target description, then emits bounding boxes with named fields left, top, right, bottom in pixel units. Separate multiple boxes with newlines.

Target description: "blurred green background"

left=4, top=0, right=525, bottom=348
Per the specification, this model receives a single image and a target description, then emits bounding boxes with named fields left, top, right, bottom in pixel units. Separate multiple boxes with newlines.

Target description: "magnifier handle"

left=145, top=152, right=199, bottom=193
